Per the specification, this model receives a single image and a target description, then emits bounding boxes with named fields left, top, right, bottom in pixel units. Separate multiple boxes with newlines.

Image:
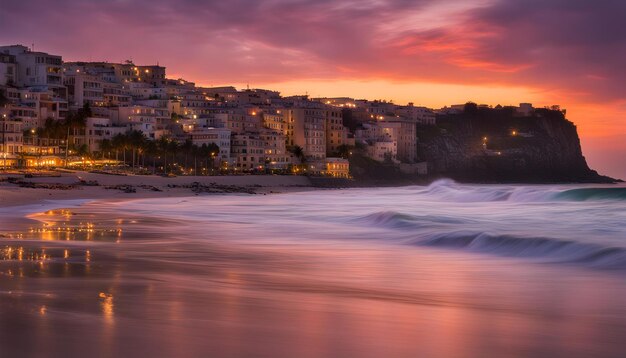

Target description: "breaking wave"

left=416, top=231, right=626, bottom=270
left=415, top=179, right=625, bottom=203
left=553, top=188, right=626, bottom=201
left=357, top=211, right=470, bottom=230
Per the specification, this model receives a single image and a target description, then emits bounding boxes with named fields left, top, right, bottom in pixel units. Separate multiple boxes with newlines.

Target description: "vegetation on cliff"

left=417, top=104, right=615, bottom=183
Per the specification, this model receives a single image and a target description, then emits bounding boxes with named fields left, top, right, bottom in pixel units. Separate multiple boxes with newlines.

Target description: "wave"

left=416, top=231, right=626, bottom=270
left=358, top=211, right=470, bottom=230
left=552, top=188, right=626, bottom=201
left=413, top=179, right=626, bottom=203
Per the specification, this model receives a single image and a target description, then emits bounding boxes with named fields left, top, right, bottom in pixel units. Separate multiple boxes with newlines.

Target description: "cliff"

left=417, top=107, right=616, bottom=183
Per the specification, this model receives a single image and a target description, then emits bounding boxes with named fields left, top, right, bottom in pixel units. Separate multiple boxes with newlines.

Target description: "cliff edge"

left=417, top=107, right=616, bottom=183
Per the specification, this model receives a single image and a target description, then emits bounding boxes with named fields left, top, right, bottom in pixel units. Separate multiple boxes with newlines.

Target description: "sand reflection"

left=1, top=195, right=625, bottom=357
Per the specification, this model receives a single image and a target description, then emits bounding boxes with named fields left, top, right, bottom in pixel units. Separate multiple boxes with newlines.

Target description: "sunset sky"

left=1, top=0, right=624, bottom=178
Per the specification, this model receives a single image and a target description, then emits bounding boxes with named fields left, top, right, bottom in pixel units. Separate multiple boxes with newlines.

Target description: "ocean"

left=1, top=180, right=626, bottom=357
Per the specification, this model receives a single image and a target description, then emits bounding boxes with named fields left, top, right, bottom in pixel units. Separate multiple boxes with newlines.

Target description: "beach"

left=1, top=180, right=626, bottom=357
left=0, top=172, right=314, bottom=208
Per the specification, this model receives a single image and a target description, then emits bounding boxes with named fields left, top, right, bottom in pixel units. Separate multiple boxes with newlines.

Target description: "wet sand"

left=1, top=183, right=626, bottom=357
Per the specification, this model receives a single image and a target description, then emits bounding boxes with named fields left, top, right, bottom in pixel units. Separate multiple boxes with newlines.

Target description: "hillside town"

left=0, top=44, right=544, bottom=178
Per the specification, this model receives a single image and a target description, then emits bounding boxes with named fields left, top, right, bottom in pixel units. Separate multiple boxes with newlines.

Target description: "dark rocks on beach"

left=167, top=182, right=257, bottom=195
left=104, top=185, right=137, bottom=193
left=138, top=185, right=163, bottom=192
left=7, top=178, right=78, bottom=190
left=78, top=179, right=100, bottom=186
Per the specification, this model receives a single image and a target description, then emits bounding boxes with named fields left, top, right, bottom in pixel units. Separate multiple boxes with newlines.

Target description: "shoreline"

left=2, top=171, right=623, bottom=209
left=0, top=172, right=317, bottom=232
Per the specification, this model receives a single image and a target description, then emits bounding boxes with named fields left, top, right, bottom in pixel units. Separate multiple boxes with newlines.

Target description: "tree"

left=289, top=145, right=305, bottom=163
left=111, top=133, right=127, bottom=164
left=157, top=137, right=171, bottom=174
left=197, top=143, right=220, bottom=175
left=143, top=140, right=159, bottom=173
left=191, top=144, right=200, bottom=175
left=181, top=139, right=194, bottom=173
left=99, top=139, right=113, bottom=159
left=127, top=130, right=146, bottom=169
left=167, top=140, right=179, bottom=173
left=206, top=143, right=220, bottom=174
left=63, top=108, right=89, bottom=165
left=334, top=144, right=353, bottom=158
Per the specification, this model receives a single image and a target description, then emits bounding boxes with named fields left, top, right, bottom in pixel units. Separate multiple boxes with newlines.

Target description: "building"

left=262, top=110, right=285, bottom=133
left=356, top=122, right=399, bottom=163
left=189, top=127, right=231, bottom=162
left=63, top=67, right=105, bottom=108
left=5, top=86, right=68, bottom=122
left=396, top=103, right=436, bottom=125
left=260, top=130, right=290, bottom=170
left=70, top=117, right=119, bottom=153
left=386, top=119, right=416, bottom=163
left=325, top=108, right=348, bottom=155
left=110, top=105, right=170, bottom=139
left=0, top=53, right=16, bottom=86
left=284, top=106, right=326, bottom=160
left=212, top=109, right=262, bottom=134
left=1, top=114, right=24, bottom=166
left=231, top=132, right=266, bottom=171
left=367, top=140, right=397, bottom=162
left=323, top=157, right=350, bottom=178
left=102, top=82, right=131, bottom=106
left=0, top=45, right=65, bottom=100
left=0, top=44, right=427, bottom=173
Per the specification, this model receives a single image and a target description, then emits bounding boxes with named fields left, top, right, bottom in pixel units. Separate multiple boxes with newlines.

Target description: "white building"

left=0, top=53, right=17, bottom=86
left=367, top=140, right=397, bottom=162
left=189, top=127, right=231, bottom=162
left=63, top=67, right=105, bottom=109
left=0, top=45, right=65, bottom=99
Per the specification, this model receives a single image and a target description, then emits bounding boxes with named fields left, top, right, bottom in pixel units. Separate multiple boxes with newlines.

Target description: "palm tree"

left=198, top=144, right=211, bottom=175
left=167, top=140, right=179, bottom=174
left=111, top=133, right=127, bottom=164
left=144, top=140, right=159, bottom=174
left=63, top=109, right=88, bottom=165
left=128, top=130, right=146, bottom=169
left=157, top=137, right=171, bottom=174
left=191, top=144, right=200, bottom=176
left=290, top=145, right=305, bottom=163
left=197, top=143, right=220, bottom=175
left=100, top=139, right=113, bottom=160
left=181, top=139, right=194, bottom=174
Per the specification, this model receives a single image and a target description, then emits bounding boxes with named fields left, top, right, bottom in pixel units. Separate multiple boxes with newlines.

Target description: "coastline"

left=2, top=171, right=622, bottom=209
left=0, top=172, right=316, bottom=232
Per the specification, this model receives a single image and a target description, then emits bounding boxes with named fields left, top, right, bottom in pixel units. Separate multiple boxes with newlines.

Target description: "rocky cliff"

left=417, top=107, right=615, bottom=183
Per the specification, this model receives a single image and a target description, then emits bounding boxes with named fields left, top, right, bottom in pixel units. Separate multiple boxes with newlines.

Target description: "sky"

left=1, top=0, right=625, bottom=179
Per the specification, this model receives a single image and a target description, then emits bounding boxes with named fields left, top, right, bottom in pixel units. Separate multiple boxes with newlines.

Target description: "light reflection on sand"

left=1, top=186, right=626, bottom=357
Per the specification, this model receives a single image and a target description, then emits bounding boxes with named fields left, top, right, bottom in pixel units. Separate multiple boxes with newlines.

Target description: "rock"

left=417, top=108, right=617, bottom=183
